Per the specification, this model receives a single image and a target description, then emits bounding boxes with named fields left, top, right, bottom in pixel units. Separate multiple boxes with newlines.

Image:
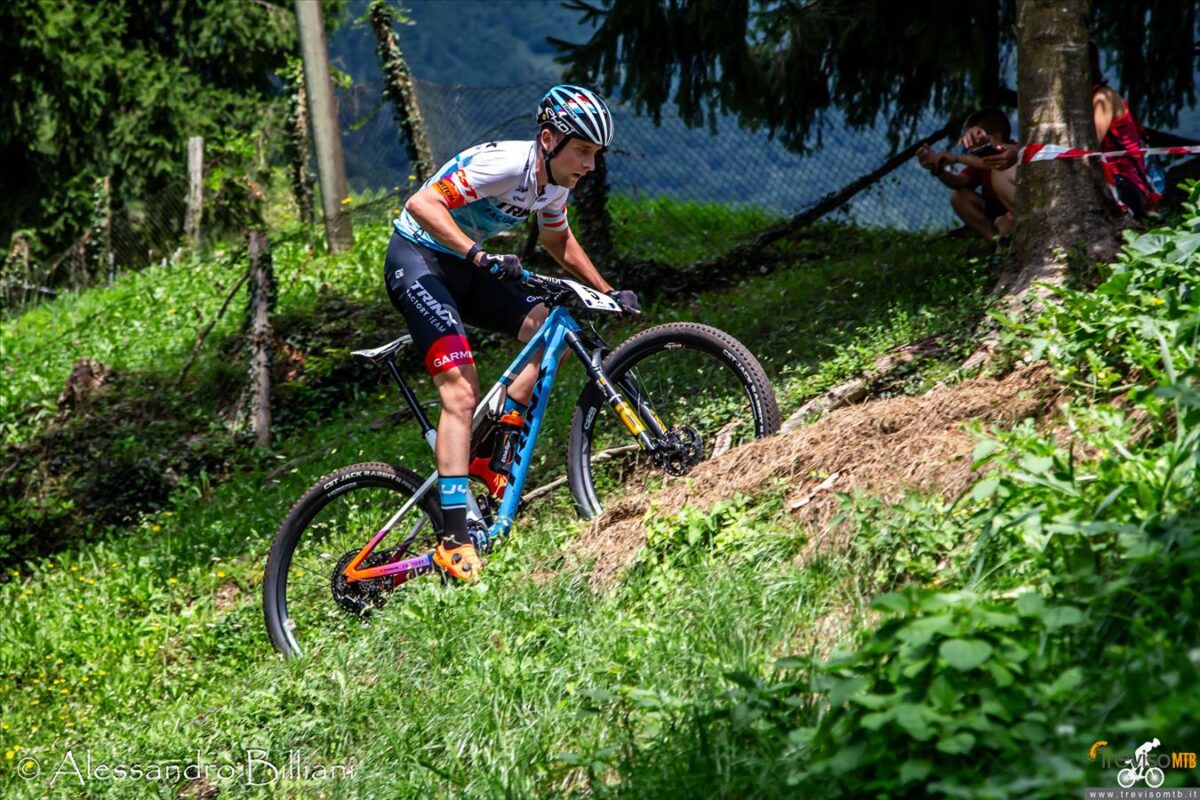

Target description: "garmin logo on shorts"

left=433, top=351, right=472, bottom=369
left=425, top=334, right=474, bottom=375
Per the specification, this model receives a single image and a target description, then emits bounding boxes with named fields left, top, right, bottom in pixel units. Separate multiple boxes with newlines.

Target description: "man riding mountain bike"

left=386, top=84, right=638, bottom=582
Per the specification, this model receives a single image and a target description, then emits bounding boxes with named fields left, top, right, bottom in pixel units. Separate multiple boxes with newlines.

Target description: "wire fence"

left=5, top=76, right=964, bottom=314
left=343, top=79, right=963, bottom=231
left=1, top=179, right=194, bottom=313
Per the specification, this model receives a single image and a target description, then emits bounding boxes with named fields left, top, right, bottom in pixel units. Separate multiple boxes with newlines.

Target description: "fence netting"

left=368, top=79, right=961, bottom=230
left=5, top=77, right=962, bottom=313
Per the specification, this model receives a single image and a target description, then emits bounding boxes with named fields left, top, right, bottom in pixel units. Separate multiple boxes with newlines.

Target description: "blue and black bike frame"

left=341, top=302, right=661, bottom=584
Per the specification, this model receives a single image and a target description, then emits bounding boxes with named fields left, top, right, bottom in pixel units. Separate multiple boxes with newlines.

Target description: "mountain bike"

left=263, top=270, right=781, bottom=657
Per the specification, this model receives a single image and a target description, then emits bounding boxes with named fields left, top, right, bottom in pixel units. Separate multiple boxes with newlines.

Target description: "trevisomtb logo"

left=1090, top=737, right=1197, bottom=789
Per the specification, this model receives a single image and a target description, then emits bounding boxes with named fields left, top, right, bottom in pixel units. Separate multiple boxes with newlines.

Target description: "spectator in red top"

left=1090, top=42, right=1157, bottom=218
left=917, top=108, right=1019, bottom=241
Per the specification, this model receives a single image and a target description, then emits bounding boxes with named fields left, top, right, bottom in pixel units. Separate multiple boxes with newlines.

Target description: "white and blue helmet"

left=536, top=84, right=614, bottom=148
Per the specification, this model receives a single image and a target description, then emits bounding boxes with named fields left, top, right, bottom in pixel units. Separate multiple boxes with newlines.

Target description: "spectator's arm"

left=930, top=154, right=975, bottom=190
left=982, top=144, right=1019, bottom=171
left=1093, top=90, right=1114, bottom=144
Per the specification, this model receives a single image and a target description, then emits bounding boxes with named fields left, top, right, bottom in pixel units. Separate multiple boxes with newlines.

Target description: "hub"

left=651, top=425, right=704, bottom=476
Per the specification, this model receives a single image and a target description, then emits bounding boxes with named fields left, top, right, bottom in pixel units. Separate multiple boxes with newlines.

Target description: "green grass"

left=0, top=193, right=1003, bottom=797
left=608, top=194, right=784, bottom=264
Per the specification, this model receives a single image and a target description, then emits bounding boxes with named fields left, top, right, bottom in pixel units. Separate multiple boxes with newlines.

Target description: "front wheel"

left=262, top=462, right=442, bottom=658
left=566, top=322, right=780, bottom=519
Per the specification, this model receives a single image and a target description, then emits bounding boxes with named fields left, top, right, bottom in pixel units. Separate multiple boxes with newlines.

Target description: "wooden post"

left=185, top=136, right=204, bottom=249
left=295, top=0, right=354, bottom=253
left=368, top=0, right=436, bottom=183
left=248, top=230, right=275, bottom=448
left=97, top=175, right=114, bottom=284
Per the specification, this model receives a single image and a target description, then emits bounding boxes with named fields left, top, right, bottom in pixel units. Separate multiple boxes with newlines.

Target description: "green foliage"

left=566, top=184, right=1200, bottom=798
left=0, top=0, right=339, bottom=266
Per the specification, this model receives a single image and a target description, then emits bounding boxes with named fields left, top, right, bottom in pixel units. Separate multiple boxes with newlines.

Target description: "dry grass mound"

left=578, top=365, right=1062, bottom=589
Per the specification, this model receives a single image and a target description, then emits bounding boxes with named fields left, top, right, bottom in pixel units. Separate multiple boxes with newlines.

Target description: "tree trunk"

left=295, top=0, right=354, bottom=254
left=285, top=62, right=315, bottom=226
left=1009, top=0, right=1120, bottom=313
left=368, top=0, right=436, bottom=184
left=248, top=230, right=275, bottom=449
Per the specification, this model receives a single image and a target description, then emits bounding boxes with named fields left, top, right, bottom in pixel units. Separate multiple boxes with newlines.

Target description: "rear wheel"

left=262, top=463, right=442, bottom=658
left=566, top=322, right=780, bottom=519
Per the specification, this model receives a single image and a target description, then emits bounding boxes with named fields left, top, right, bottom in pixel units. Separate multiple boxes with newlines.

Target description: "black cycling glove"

left=477, top=252, right=524, bottom=282
left=607, top=289, right=640, bottom=315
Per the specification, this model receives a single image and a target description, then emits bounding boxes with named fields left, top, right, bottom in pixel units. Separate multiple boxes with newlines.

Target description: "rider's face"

left=543, top=131, right=602, bottom=188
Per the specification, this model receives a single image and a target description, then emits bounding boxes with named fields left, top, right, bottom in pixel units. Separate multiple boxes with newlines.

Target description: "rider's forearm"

left=404, top=193, right=480, bottom=262
left=543, top=229, right=612, bottom=292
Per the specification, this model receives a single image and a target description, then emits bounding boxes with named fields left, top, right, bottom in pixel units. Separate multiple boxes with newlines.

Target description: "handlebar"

left=519, top=270, right=641, bottom=317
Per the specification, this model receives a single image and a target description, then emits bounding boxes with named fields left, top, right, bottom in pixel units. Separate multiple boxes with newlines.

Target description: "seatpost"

left=384, top=358, right=435, bottom=438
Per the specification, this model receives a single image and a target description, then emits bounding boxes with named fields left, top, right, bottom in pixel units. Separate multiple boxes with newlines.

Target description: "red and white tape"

left=1021, top=143, right=1200, bottom=164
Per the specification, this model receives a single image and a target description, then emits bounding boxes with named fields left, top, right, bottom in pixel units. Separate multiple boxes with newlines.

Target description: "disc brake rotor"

left=651, top=426, right=705, bottom=476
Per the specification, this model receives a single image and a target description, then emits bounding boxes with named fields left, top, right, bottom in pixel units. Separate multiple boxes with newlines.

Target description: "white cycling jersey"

left=393, top=140, right=569, bottom=256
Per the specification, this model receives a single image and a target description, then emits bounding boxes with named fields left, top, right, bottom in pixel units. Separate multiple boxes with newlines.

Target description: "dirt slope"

left=578, top=366, right=1061, bottom=588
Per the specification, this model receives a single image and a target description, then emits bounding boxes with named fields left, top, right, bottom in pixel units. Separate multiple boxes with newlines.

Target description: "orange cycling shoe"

left=469, top=456, right=508, bottom=499
left=433, top=541, right=483, bottom=581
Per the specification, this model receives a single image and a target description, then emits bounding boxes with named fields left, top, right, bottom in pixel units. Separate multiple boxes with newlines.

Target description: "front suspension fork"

left=565, top=332, right=666, bottom=448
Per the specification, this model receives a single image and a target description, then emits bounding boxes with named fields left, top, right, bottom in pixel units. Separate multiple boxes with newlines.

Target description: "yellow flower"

left=81, top=676, right=89, bottom=683
left=407, top=175, right=416, bottom=181
left=167, top=578, right=178, bottom=585
left=69, top=565, right=78, bottom=572
left=1, top=722, right=7, bottom=729
left=5, top=750, right=12, bottom=760
left=151, top=525, right=161, bottom=533
left=341, top=196, right=352, bottom=205
left=216, top=571, right=226, bottom=578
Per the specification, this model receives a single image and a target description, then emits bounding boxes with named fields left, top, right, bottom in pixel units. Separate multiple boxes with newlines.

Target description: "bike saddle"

left=351, top=335, right=413, bottom=365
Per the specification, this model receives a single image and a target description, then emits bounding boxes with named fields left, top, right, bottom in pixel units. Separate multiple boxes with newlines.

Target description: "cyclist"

left=386, top=84, right=638, bottom=582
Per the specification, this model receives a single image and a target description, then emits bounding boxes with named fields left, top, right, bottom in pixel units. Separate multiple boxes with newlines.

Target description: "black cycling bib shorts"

left=384, top=232, right=542, bottom=376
